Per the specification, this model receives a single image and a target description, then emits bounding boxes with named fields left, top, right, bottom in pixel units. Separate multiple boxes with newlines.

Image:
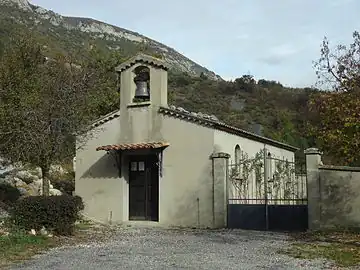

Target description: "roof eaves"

left=158, top=106, right=299, bottom=152
left=75, top=110, right=120, bottom=138
left=115, top=53, right=169, bottom=73
left=96, top=142, right=170, bottom=151
left=89, top=110, right=120, bottom=129
left=158, top=107, right=217, bottom=127
left=213, top=122, right=299, bottom=152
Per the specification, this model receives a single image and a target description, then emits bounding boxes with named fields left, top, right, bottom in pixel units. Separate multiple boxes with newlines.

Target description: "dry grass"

left=0, top=220, right=115, bottom=269
left=282, top=230, right=360, bottom=268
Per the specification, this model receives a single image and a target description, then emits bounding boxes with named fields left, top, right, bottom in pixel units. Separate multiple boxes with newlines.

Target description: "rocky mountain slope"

left=0, top=0, right=222, bottom=80
left=0, top=0, right=315, bottom=161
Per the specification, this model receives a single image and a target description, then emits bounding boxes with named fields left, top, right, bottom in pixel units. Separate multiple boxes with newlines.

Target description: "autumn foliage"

left=309, top=31, right=360, bottom=166
left=307, top=90, right=360, bottom=165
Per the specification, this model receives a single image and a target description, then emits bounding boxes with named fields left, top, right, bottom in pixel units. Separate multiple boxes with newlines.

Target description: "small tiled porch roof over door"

left=96, top=142, right=170, bottom=151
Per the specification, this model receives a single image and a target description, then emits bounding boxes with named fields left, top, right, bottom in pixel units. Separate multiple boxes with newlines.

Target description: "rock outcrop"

left=0, top=157, right=63, bottom=197
left=0, top=0, right=222, bottom=80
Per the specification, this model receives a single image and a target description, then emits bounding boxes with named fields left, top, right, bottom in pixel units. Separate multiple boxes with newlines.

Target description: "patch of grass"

left=0, top=232, right=56, bottom=268
left=0, top=219, right=115, bottom=267
left=283, top=242, right=360, bottom=267
left=282, top=231, right=360, bottom=267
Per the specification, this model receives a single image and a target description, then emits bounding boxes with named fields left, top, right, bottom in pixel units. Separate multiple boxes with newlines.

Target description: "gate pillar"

left=211, top=152, right=230, bottom=228
left=305, top=148, right=323, bottom=230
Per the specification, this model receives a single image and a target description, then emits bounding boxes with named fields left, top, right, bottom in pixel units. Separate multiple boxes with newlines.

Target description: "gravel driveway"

left=11, top=226, right=334, bottom=270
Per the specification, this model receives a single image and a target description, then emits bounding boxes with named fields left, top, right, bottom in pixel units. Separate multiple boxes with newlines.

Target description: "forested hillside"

left=0, top=0, right=316, bottom=162
left=5, top=0, right=358, bottom=166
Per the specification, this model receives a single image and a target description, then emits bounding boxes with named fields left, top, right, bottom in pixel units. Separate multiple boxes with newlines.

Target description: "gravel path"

left=11, top=226, right=334, bottom=270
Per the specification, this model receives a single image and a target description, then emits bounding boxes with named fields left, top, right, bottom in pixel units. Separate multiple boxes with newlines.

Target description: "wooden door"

left=128, top=155, right=159, bottom=221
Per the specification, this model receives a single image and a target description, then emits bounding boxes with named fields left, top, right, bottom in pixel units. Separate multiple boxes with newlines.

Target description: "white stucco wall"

left=75, top=113, right=217, bottom=228
left=160, top=115, right=215, bottom=227
left=75, top=112, right=297, bottom=226
left=75, top=117, right=122, bottom=224
left=214, top=130, right=294, bottom=163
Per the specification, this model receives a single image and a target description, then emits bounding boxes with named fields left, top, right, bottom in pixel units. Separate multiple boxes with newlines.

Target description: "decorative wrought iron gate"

left=227, top=149, right=308, bottom=231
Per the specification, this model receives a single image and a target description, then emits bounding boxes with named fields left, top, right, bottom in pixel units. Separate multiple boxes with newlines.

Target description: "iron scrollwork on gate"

left=227, top=148, right=308, bottom=231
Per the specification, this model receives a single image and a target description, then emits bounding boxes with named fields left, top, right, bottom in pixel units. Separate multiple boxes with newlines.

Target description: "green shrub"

left=9, top=195, right=84, bottom=235
left=0, top=182, right=21, bottom=206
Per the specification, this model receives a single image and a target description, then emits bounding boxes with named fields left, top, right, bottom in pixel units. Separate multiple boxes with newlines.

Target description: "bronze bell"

left=134, top=80, right=150, bottom=99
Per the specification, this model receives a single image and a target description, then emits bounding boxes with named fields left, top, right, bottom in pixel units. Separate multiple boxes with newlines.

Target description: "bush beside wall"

left=9, top=195, right=84, bottom=235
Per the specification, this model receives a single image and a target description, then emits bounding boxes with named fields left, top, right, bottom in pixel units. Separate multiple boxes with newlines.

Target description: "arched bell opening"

left=133, top=65, right=150, bottom=102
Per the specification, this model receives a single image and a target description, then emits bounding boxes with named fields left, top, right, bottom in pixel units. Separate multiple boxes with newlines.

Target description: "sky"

left=29, top=0, right=360, bottom=88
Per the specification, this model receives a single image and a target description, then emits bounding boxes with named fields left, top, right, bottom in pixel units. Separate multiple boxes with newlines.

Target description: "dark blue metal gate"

left=227, top=149, right=308, bottom=232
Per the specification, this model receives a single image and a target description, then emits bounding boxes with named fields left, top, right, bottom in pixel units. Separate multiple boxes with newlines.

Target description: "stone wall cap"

left=210, top=152, right=231, bottom=159
left=304, top=148, right=323, bottom=155
left=319, top=164, right=360, bottom=172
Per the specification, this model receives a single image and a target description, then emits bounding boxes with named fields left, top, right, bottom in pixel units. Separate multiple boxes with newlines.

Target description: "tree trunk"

left=41, top=166, right=50, bottom=196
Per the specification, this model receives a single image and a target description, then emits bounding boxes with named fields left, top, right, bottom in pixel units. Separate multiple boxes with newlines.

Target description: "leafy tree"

left=269, top=110, right=297, bottom=146
left=258, top=79, right=283, bottom=89
left=308, top=31, right=360, bottom=165
left=234, top=75, right=256, bottom=92
left=83, top=46, right=123, bottom=117
left=0, top=32, right=110, bottom=195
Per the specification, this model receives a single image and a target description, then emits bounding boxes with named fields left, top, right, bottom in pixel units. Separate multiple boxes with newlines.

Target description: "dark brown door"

left=129, top=155, right=159, bottom=221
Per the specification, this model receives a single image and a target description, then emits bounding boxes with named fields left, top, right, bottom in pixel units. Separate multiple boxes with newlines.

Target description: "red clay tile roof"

left=96, top=142, right=169, bottom=151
